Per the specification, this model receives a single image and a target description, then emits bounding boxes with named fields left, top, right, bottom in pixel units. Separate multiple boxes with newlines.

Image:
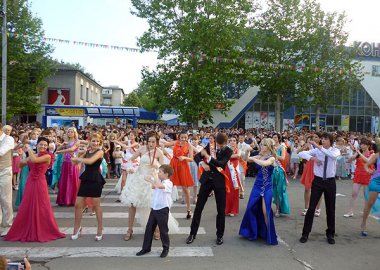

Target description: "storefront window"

left=334, top=115, right=341, bottom=126
left=349, top=116, right=357, bottom=131
left=357, top=116, right=364, bottom=132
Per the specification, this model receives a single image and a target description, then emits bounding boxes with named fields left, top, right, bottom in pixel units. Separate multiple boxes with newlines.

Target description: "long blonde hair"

left=261, top=138, right=277, bottom=159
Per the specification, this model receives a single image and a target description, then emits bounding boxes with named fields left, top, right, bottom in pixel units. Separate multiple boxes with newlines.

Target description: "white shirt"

left=238, top=142, right=251, bottom=153
left=0, top=133, right=15, bottom=156
left=299, top=146, right=341, bottom=179
left=151, top=179, right=173, bottom=210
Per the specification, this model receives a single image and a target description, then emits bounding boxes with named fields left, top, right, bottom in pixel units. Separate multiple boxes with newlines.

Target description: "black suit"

left=190, top=144, right=233, bottom=238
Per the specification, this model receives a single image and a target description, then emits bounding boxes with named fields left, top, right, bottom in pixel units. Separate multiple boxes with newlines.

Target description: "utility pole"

left=1, top=0, right=6, bottom=124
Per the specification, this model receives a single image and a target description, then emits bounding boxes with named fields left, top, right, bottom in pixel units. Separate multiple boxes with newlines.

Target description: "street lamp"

left=1, top=0, right=6, bottom=124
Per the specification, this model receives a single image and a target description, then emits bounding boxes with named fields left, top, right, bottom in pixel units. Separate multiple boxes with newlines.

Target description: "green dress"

left=15, top=165, right=30, bottom=207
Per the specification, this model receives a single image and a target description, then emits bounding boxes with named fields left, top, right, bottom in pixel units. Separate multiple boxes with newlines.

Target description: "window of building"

left=357, top=116, right=364, bottom=132
left=334, top=106, right=341, bottom=114
left=103, top=98, right=111, bottom=105
left=350, top=107, right=357, bottom=115
left=334, top=115, right=341, bottom=126
left=349, top=116, right=356, bottom=131
left=350, top=89, right=358, bottom=106
left=261, top=102, right=269, bottom=112
left=268, top=103, right=275, bottom=112
left=372, top=65, right=380, bottom=77
left=365, top=92, right=372, bottom=107
left=327, top=106, right=334, bottom=114
left=326, top=115, right=334, bottom=125
left=365, top=107, right=372, bottom=115
left=253, top=102, right=260, bottom=111
left=364, top=116, right=372, bottom=133
left=357, top=107, right=364, bottom=115
left=357, top=89, right=365, bottom=106
left=102, top=89, right=113, bottom=95
left=80, top=85, right=84, bottom=99
left=342, top=106, right=349, bottom=115
left=86, top=87, right=89, bottom=102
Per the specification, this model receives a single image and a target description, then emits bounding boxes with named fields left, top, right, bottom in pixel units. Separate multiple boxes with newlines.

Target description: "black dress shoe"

left=327, top=237, right=335, bottom=245
left=186, top=234, right=196, bottom=244
left=136, top=249, right=151, bottom=256
left=299, top=235, right=308, bottom=243
left=216, top=237, right=223, bottom=245
left=160, top=249, right=169, bottom=258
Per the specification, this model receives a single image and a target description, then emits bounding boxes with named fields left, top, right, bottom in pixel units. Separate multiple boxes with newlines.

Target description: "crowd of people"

left=0, top=122, right=380, bottom=257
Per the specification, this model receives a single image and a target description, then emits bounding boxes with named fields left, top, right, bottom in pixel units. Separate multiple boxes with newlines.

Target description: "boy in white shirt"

left=136, top=164, right=174, bottom=258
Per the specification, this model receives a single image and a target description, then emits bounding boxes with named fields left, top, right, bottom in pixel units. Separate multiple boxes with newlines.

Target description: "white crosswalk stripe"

left=6, top=179, right=212, bottom=258
left=0, top=247, right=213, bottom=258
left=1, top=226, right=205, bottom=235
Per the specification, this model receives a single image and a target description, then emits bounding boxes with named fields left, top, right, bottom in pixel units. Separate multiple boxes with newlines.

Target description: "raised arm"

left=72, top=150, right=104, bottom=165
left=27, top=147, right=51, bottom=164
left=248, top=156, right=275, bottom=167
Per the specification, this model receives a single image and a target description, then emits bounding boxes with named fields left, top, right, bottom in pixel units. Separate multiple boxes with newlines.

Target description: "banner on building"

left=245, top=112, right=253, bottom=129
left=46, top=107, right=84, bottom=117
left=283, top=119, right=295, bottom=130
left=371, top=116, right=379, bottom=134
left=268, top=112, right=275, bottom=130
left=253, top=112, right=260, bottom=128
left=260, top=112, right=268, bottom=129
left=341, top=115, right=350, bottom=131
left=48, top=88, right=70, bottom=105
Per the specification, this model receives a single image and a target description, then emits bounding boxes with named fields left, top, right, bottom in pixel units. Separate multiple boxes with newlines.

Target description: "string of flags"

left=7, top=32, right=370, bottom=76
left=7, top=32, right=146, bottom=53
left=179, top=53, right=370, bottom=76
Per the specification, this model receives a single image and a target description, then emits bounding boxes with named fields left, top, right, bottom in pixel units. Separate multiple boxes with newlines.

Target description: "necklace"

left=148, top=146, right=157, bottom=166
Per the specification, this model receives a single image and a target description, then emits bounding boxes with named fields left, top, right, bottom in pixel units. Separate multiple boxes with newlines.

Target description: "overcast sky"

left=29, top=0, right=380, bottom=94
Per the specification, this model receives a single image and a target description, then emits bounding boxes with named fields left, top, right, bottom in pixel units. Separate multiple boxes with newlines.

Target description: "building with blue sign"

left=206, top=42, right=380, bottom=133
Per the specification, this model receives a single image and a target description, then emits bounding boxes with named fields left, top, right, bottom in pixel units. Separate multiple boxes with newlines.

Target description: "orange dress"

left=300, top=160, right=314, bottom=189
left=170, top=141, right=194, bottom=187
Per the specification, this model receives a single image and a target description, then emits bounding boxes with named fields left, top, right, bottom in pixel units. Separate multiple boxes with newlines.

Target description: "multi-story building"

left=40, top=63, right=102, bottom=106
left=205, top=42, right=380, bottom=133
left=101, top=86, right=125, bottom=106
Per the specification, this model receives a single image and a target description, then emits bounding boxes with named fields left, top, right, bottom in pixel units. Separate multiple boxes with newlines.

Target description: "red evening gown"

left=170, top=141, right=194, bottom=187
left=225, top=157, right=240, bottom=215
left=4, top=152, right=65, bottom=242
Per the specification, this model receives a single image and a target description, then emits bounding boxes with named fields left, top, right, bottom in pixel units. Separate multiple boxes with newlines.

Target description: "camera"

left=7, top=262, right=25, bottom=270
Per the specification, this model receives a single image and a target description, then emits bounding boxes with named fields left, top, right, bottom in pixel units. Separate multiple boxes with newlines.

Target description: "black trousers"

left=142, top=207, right=169, bottom=251
left=302, top=176, right=336, bottom=237
left=190, top=179, right=226, bottom=238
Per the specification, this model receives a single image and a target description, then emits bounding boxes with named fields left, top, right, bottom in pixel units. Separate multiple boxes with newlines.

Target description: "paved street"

left=0, top=177, right=378, bottom=270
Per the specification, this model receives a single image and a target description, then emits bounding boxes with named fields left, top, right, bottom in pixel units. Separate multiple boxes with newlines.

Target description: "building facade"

left=101, top=86, right=125, bottom=106
left=40, top=64, right=102, bottom=107
left=205, top=44, right=380, bottom=133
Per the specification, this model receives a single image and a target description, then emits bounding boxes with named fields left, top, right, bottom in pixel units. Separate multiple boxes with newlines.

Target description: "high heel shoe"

left=186, top=210, right=192, bottom=220
left=71, top=226, right=82, bottom=240
left=95, top=234, right=103, bottom=241
left=124, top=229, right=133, bottom=241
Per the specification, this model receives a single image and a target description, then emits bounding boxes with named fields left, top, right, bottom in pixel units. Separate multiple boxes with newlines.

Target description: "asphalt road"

left=0, top=177, right=378, bottom=270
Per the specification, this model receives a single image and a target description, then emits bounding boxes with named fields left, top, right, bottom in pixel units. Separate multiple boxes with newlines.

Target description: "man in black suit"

left=186, top=133, right=233, bottom=245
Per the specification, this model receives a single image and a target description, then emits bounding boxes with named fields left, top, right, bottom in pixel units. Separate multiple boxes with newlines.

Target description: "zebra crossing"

left=1, top=178, right=213, bottom=258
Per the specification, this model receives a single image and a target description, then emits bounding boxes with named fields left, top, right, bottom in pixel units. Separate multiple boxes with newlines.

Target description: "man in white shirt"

left=0, top=124, right=15, bottom=228
left=298, top=132, right=340, bottom=245
left=238, top=135, right=252, bottom=198
left=137, top=164, right=174, bottom=258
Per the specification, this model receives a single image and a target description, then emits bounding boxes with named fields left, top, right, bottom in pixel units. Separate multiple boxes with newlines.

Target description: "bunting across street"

left=7, top=33, right=369, bottom=76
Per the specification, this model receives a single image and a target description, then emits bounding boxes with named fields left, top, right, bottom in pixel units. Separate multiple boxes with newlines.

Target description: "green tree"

left=298, top=0, right=362, bottom=131
left=247, top=0, right=307, bottom=131
left=122, top=91, right=143, bottom=107
left=64, top=62, right=95, bottom=80
left=131, top=0, right=256, bottom=127
left=0, top=0, right=56, bottom=120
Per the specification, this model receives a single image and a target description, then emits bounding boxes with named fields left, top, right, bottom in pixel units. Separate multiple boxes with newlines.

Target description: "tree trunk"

left=193, top=117, right=199, bottom=129
left=275, top=94, right=282, bottom=131
left=316, top=104, right=320, bottom=132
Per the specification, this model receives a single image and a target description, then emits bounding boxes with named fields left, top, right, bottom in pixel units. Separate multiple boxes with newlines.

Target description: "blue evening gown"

left=239, top=164, right=278, bottom=245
